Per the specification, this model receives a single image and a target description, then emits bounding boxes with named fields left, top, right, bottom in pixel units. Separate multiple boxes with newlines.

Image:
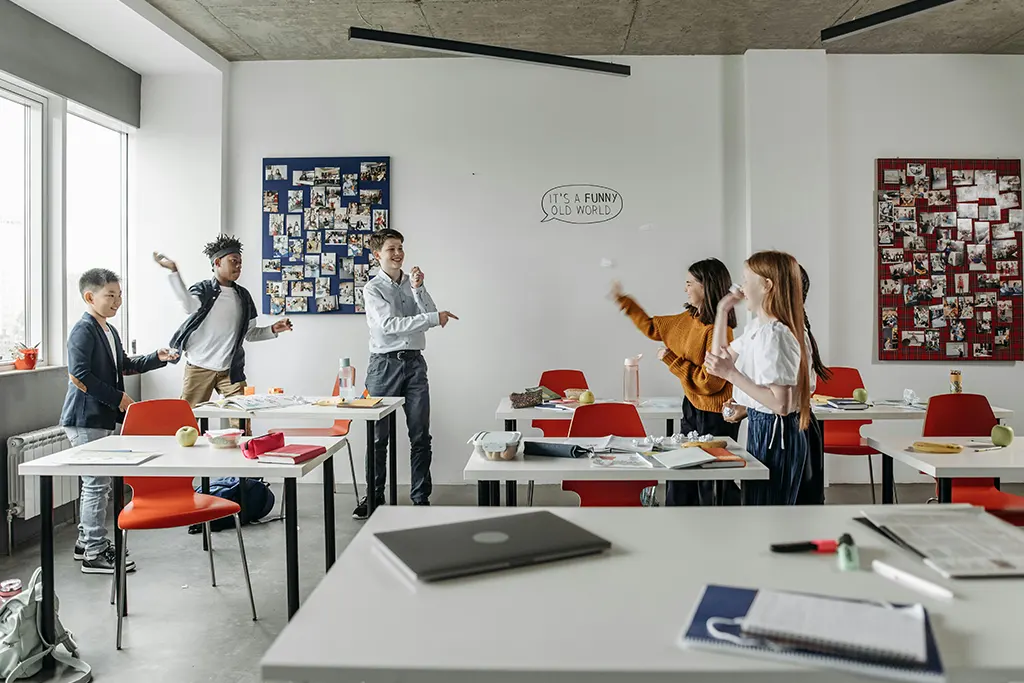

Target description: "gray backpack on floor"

left=0, top=567, right=91, bottom=683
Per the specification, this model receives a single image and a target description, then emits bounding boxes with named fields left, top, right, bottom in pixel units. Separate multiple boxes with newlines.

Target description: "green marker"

left=836, top=533, right=859, bottom=572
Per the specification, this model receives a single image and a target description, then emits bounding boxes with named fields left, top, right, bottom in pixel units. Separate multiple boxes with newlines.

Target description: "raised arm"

left=154, top=252, right=200, bottom=314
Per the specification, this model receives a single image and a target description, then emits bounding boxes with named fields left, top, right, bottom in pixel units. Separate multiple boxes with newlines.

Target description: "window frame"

left=0, top=79, right=45, bottom=369
left=65, top=103, right=131, bottom=348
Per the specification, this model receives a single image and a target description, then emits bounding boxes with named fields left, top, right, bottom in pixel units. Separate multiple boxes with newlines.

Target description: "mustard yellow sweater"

left=617, top=295, right=733, bottom=413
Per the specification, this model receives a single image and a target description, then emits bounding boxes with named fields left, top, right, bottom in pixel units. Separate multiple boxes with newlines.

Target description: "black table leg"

left=114, top=476, right=126, bottom=616
left=714, top=480, right=725, bottom=507
left=198, top=417, right=209, bottom=433
left=938, top=478, right=952, bottom=504
left=39, top=475, right=54, bottom=670
left=504, top=419, right=516, bottom=432
left=388, top=412, right=398, bottom=506
left=881, top=454, right=894, bottom=504
left=666, top=419, right=674, bottom=437
left=323, top=456, right=336, bottom=570
left=503, top=420, right=519, bottom=508
left=477, top=482, right=491, bottom=506
left=505, top=481, right=517, bottom=507
left=238, top=477, right=247, bottom=522
left=994, top=478, right=1001, bottom=491
left=201, top=477, right=211, bottom=551
left=489, top=481, right=500, bottom=506
left=365, top=420, right=377, bottom=516
left=284, top=478, right=299, bottom=619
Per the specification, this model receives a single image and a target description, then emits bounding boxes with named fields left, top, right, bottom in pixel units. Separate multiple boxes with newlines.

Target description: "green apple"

left=176, top=426, right=199, bottom=447
left=991, top=424, right=1014, bottom=447
left=578, top=390, right=595, bottom=405
left=852, top=388, right=869, bottom=403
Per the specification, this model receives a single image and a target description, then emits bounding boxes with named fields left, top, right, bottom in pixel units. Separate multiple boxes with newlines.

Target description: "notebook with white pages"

left=649, top=448, right=716, bottom=470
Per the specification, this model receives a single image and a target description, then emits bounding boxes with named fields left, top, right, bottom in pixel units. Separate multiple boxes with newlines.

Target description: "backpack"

left=190, top=477, right=276, bottom=533
left=0, top=568, right=91, bottom=683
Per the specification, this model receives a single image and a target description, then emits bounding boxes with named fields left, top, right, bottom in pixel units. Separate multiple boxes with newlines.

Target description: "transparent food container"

left=468, top=431, right=522, bottom=461
left=206, top=429, right=245, bottom=449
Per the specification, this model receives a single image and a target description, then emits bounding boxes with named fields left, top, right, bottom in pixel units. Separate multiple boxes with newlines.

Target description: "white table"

left=261, top=504, right=1024, bottom=683
left=813, top=402, right=1013, bottom=421
left=20, top=434, right=347, bottom=656
left=465, top=437, right=768, bottom=506
left=865, top=432, right=1024, bottom=504
left=193, top=397, right=405, bottom=515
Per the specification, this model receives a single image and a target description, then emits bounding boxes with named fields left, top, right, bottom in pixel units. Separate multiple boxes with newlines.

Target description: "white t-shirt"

left=184, top=286, right=240, bottom=371
left=102, top=325, right=117, bottom=363
left=730, top=318, right=813, bottom=414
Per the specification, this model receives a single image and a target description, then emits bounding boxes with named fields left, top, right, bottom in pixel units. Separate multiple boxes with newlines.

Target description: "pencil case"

left=509, top=389, right=543, bottom=409
left=523, top=441, right=589, bottom=458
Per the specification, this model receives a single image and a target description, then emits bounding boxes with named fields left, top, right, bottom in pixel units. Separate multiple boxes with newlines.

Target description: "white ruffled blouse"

left=730, top=318, right=814, bottom=414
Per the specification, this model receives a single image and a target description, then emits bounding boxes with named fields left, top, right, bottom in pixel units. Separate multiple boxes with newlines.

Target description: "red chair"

left=277, top=377, right=359, bottom=500
left=562, top=403, right=657, bottom=506
left=533, top=370, right=588, bottom=438
left=116, top=399, right=256, bottom=649
left=817, top=367, right=881, bottom=503
left=922, top=394, right=1024, bottom=525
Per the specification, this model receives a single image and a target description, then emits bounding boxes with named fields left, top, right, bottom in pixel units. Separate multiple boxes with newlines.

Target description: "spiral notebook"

left=681, top=584, right=945, bottom=682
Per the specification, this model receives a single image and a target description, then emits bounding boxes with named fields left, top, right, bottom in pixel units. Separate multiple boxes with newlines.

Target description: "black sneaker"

left=73, top=544, right=86, bottom=561
left=413, top=500, right=430, bottom=506
left=81, top=546, right=136, bottom=575
left=352, top=495, right=385, bottom=520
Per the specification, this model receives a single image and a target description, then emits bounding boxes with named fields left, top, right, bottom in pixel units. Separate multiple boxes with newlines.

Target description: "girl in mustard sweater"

left=612, top=257, right=738, bottom=506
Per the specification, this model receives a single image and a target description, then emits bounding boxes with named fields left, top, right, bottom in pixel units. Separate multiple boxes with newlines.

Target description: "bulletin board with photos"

left=261, top=156, right=390, bottom=315
left=876, top=158, right=1022, bottom=362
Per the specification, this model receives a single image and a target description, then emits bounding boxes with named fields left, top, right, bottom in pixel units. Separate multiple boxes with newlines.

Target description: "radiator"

left=7, top=426, right=78, bottom=521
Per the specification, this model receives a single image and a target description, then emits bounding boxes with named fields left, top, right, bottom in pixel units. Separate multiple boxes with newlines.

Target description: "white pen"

left=872, top=560, right=954, bottom=601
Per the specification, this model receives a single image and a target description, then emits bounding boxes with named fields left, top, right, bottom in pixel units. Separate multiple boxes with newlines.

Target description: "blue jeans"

left=743, top=410, right=808, bottom=506
left=64, top=426, right=115, bottom=558
left=364, top=353, right=432, bottom=504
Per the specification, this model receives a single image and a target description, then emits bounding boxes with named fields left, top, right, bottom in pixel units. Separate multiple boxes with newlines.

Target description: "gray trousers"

left=364, top=353, right=432, bottom=504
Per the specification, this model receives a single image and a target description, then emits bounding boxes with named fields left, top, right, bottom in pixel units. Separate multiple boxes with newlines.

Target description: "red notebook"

left=257, top=444, right=327, bottom=464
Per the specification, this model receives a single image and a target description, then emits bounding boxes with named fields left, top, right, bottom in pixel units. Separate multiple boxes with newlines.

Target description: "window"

left=65, top=110, right=128, bottom=342
left=0, top=91, right=30, bottom=361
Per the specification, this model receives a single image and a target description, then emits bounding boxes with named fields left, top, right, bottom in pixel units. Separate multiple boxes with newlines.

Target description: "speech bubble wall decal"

left=541, top=185, right=624, bottom=224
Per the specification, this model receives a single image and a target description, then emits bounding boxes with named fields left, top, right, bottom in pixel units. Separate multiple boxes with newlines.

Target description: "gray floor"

left=3, top=481, right=1021, bottom=682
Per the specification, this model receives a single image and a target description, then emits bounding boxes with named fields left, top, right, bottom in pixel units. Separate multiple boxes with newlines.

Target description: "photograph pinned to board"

left=899, top=186, right=916, bottom=206
left=996, top=327, right=1011, bottom=347
left=265, top=164, right=287, bottom=181
left=993, top=222, right=1015, bottom=240
left=291, top=280, right=313, bottom=297
left=315, top=277, right=331, bottom=298
left=957, top=203, right=979, bottom=219
left=306, top=231, right=322, bottom=254
left=270, top=297, right=285, bottom=315
left=907, top=162, right=926, bottom=177
left=355, top=287, right=365, bottom=313
left=321, top=252, right=337, bottom=275
left=315, top=166, right=341, bottom=184
left=339, top=281, right=355, bottom=305
left=282, top=265, right=304, bottom=281
left=979, top=204, right=1002, bottom=221
left=880, top=279, right=900, bottom=295
left=269, top=213, right=285, bottom=236
left=1009, top=209, right=1023, bottom=231
left=952, top=169, right=974, bottom=186
left=947, top=342, right=966, bottom=358
left=263, top=259, right=281, bottom=273
left=930, top=275, right=946, bottom=298
left=266, top=280, right=285, bottom=297
left=979, top=272, right=1001, bottom=288
left=304, top=255, right=320, bottom=279
left=360, top=188, right=383, bottom=205
left=272, top=235, right=288, bottom=259
left=976, top=291, right=997, bottom=308
left=930, top=303, right=945, bottom=328
left=932, top=167, right=947, bottom=190
left=905, top=235, right=926, bottom=251
left=890, top=262, right=913, bottom=279
left=1000, top=175, right=1021, bottom=192
left=286, top=297, right=308, bottom=314
left=325, top=229, right=345, bottom=246
left=1001, top=280, right=1023, bottom=297
left=957, top=185, right=980, bottom=203
left=998, top=300, right=1013, bottom=322
left=264, top=191, right=279, bottom=212
left=883, top=168, right=905, bottom=185
left=360, top=161, right=387, bottom=182
left=287, top=214, right=302, bottom=237
left=928, top=190, right=951, bottom=206
left=977, top=309, right=994, bottom=334
left=289, top=239, right=303, bottom=261
left=998, top=192, right=1020, bottom=210
left=316, top=295, right=338, bottom=313
left=997, top=260, right=1020, bottom=277
left=288, top=190, right=303, bottom=212
left=975, top=222, right=991, bottom=244
left=373, top=209, right=389, bottom=231
left=294, top=169, right=315, bottom=186
left=343, top=173, right=358, bottom=195
left=993, top=239, right=1020, bottom=260
left=913, top=306, right=930, bottom=328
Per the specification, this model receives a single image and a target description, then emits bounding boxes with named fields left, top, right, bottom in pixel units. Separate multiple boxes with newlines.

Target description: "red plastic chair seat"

left=119, top=490, right=240, bottom=530
left=952, top=484, right=1024, bottom=526
left=823, top=433, right=877, bottom=456
left=562, top=481, right=656, bottom=507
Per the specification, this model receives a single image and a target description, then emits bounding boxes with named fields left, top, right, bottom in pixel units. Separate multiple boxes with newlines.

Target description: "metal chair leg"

left=346, top=441, right=359, bottom=500
left=867, top=455, right=877, bottom=505
left=205, top=522, right=217, bottom=587
left=116, top=531, right=127, bottom=650
left=233, top=514, right=257, bottom=621
left=527, top=481, right=534, bottom=507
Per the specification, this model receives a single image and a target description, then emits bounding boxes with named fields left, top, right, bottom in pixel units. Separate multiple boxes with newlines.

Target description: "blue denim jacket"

left=59, top=313, right=166, bottom=430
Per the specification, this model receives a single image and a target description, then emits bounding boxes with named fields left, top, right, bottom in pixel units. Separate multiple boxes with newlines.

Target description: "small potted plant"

left=13, top=343, right=39, bottom=370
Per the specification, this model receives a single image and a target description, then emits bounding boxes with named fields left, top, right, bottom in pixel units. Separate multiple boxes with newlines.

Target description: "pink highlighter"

left=770, top=539, right=838, bottom=554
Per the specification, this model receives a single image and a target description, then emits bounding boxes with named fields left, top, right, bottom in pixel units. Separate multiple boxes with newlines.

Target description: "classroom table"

left=19, top=435, right=346, bottom=663
left=261, top=504, right=1024, bottom=683
left=865, top=432, right=1024, bottom=504
left=465, top=437, right=768, bottom=506
left=193, top=397, right=405, bottom=516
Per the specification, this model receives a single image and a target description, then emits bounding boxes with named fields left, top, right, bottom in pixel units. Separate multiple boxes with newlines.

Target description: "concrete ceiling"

left=141, top=0, right=1024, bottom=61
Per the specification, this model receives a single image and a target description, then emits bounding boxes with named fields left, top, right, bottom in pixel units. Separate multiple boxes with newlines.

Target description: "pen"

left=82, top=449, right=135, bottom=453
left=872, top=560, right=954, bottom=601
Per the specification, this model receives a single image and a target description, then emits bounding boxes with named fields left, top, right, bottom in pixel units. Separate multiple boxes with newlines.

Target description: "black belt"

left=376, top=349, right=421, bottom=360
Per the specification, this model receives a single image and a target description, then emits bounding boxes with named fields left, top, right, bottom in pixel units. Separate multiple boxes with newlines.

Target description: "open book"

left=194, top=395, right=307, bottom=411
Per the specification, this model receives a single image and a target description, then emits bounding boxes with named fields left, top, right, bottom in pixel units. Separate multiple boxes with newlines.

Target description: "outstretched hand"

left=153, top=252, right=177, bottom=272
left=439, top=311, right=459, bottom=328
left=157, top=348, right=179, bottom=362
left=272, top=318, right=293, bottom=334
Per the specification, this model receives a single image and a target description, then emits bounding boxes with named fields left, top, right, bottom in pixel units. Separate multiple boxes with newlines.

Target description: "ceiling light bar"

left=348, top=27, right=630, bottom=77
left=821, top=0, right=960, bottom=43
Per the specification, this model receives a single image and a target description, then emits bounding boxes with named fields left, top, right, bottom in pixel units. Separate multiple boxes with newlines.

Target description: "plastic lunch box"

left=468, top=431, right=522, bottom=461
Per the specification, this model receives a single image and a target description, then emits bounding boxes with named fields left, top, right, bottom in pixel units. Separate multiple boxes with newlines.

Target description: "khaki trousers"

left=181, top=364, right=249, bottom=432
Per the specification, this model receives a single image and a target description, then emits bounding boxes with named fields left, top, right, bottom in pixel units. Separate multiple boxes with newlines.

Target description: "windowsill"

left=0, top=364, right=67, bottom=379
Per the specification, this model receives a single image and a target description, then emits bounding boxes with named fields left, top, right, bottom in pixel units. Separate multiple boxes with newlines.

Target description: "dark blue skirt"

left=744, top=409, right=808, bottom=506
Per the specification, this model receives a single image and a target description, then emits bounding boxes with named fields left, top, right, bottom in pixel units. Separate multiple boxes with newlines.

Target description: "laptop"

left=373, top=511, right=611, bottom=582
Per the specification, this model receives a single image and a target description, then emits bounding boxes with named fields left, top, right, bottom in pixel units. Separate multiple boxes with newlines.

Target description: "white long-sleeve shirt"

left=168, top=272, right=276, bottom=371
left=363, top=271, right=439, bottom=354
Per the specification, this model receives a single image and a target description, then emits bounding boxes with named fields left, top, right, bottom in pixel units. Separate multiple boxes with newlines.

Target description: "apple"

left=852, top=388, right=869, bottom=403
left=176, top=426, right=199, bottom=447
left=991, top=424, right=1014, bottom=447
left=578, top=390, right=595, bottom=405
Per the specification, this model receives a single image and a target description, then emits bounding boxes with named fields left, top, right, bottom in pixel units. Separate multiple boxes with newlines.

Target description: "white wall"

left=829, top=55, right=1024, bottom=484
left=227, top=57, right=733, bottom=486
left=131, top=73, right=225, bottom=400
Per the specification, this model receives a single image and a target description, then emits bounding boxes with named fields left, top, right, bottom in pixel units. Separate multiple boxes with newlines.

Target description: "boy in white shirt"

left=356, top=229, right=457, bottom=519
left=154, top=234, right=292, bottom=406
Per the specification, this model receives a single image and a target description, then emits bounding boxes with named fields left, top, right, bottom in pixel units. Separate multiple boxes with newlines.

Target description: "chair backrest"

left=122, top=399, right=198, bottom=436
left=538, top=370, right=588, bottom=397
left=923, top=394, right=997, bottom=437
left=816, top=366, right=864, bottom=398
left=568, top=403, right=646, bottom=438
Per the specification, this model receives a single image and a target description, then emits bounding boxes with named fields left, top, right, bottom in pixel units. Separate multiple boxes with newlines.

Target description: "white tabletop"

left=463, top=437, right=768, bottom=483
left=262, top=504, right=1024, bottom=683
left=498, top=397, right=1013, bottom=423
left=192, top=396, right=404, bottom=421
left=865, top=433, right=1024, bottom=479
left=18, top=435, right=346, bottom=478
